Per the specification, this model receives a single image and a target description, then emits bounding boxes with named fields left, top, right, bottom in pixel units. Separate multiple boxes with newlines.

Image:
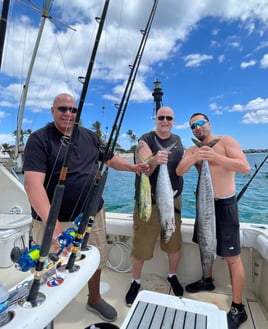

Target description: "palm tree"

left=1, top=143, right=11, bottom=152
left=91, top=121, right=104, bottom=140
left=127, top=129, right=137, bottom=148
left=12, top=128, right=32, bottom=146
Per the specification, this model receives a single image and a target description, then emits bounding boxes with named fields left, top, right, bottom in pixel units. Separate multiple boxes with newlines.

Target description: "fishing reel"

left=9, top=229, right=77, bottom=272
left=10, top=244, right=41, bottom=272
left=74, top=213, right=95, bottom=231
left=56, top=227, right=78, bottom=253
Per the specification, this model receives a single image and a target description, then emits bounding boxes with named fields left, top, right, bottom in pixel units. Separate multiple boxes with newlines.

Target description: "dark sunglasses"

left=56, top=106, right=78, bottom=114
left=157, top=115, right=173, bottom=121
left=190, top=120, right=207, bottom=130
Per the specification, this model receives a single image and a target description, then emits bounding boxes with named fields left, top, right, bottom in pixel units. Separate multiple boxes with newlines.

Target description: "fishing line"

left=26, top=0, right=111, bottom=303
left=62, top=0, right=112, bottom=271
left=79, top=0, right=160, bottom=251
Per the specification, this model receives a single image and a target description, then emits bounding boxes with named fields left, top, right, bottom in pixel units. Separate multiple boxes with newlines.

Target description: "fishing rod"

left=66, top=0, right=160, bottom=266
left=237, top=154, right=268, bottom=202
left=26, top=0, right=110, bottom=304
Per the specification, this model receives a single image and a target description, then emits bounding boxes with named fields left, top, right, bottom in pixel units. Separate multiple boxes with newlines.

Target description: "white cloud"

left=229, top=97, right=268, bottom=124
left=229, top=97, right=268, bottom=112
left=1, top=0, right=268, bottom=130
left=22, top=118, right=32, bottom=125
left=241, top=60, right=256, bottom=68
left=2, top=0, right=268, bottom=109
left=260, top=54, right=268, bottom=68
left=242, top=109, right=268, bottom=124
left=0, top=134, right=15, bottom=145
left=209, top=102, right=223, bottom=115
left=184, top=54, right=213, bottom=67
left=209, top=103, right=218, bottom=110
left=174, top=122, right=189, bottom=130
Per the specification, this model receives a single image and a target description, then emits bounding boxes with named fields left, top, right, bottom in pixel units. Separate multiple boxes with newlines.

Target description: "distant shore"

left=116, top=152, right=134, bottom=160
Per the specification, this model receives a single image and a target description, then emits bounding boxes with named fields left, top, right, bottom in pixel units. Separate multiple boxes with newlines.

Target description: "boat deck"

left=53, top=267, right=267, bottom=329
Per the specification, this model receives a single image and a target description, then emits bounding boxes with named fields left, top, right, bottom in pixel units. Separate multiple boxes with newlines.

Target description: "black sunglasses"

left=157, top=115, right=173, bottom=121
left=56, top=106, right=78, bottom=114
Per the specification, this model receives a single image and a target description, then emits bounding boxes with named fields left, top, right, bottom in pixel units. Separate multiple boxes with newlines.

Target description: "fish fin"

left=207, top=139, right=220, bottom=148
left=154, top=136, right=177, bottom=151
left=136, top=152, right=154, bottom=164
left=192, top=138, right=220, bottom=148
left=192, top=138, right=202, bottom=148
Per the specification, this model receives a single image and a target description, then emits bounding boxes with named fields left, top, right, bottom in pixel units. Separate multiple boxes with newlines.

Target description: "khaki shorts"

left=132, top=196, right=182, bottom=260
left=31, top=206, right=108, bottom=269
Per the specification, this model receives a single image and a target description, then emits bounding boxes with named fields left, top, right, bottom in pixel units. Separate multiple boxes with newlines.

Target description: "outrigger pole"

left=237, top=154, right=268, bottom=202
left=0, top=0, right=10, bottom=69
left=15, top=0, right=75, bottom=160
left=66, top=0, right=160, bottom=269
left=26, top=0, right=110, bottom=304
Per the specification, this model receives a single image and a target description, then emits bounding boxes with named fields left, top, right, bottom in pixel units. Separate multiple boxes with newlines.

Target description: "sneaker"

left=125, top=281, right=141, bottom=307
left=185, top=277, right=215, bottom=293
left=86, top=299, right=117, bottom=322
left=227, top=305, right=248, bottom=329
left=167, top=275, right=184, bottom=296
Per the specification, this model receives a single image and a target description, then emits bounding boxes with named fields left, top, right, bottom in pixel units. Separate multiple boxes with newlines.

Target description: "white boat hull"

left=0, top=164, right=268, bottom=328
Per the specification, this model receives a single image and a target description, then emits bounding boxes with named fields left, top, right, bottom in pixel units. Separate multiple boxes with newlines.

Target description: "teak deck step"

left=121, top=290, right=228, bottom=329
left=125, top=301, right=207, bottom=329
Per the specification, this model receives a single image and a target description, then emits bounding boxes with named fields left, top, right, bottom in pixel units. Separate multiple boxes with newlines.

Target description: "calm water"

left=18, top=153, right=267, bottom=224
left=103, top=153, right=268, bottom=225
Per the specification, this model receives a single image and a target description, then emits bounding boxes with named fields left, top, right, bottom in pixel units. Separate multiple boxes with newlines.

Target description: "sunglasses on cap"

left=190, top=120, right=208, bottom=130
left=157, top=115, right=173, bottom=121
left=55, top=106, right=78, bottom=114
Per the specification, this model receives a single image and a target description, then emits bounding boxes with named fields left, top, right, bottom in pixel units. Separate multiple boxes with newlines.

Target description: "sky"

left=0, top=0, right=268, bottom=151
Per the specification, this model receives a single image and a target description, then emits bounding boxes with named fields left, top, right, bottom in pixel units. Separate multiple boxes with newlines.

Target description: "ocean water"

left=103, top=152, right=268, bottom=225
left=17, top=153, right=267, bottom=224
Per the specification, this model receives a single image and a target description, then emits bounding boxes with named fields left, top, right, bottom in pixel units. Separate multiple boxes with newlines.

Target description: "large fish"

left=193, top=138, right=219, bottom=278
left=155, top=139, right=177, bottom=243
left=136, top=153, right=152, bottom=222
left=138, top=173, right=152, bottom=222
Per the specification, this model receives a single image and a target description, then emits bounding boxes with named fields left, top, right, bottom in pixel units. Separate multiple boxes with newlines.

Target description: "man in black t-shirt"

left=125, top=106, right=185, bottom=306
left=23, top=92, right=148, bottom=322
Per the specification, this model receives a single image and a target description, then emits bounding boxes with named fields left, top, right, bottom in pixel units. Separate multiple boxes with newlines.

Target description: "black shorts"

left=193, top=195, right=241, bottom=257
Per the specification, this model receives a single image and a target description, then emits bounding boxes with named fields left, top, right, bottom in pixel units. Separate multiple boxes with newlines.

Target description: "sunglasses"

left=190, top=120, right=208, bottom=130
left=56, top=106, right=78, bottom=114
left=157, top=115, right=173, bottom=121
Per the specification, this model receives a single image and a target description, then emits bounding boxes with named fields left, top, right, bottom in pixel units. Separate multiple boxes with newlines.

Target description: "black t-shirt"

left=23, top=123, right=105, bottom=222
left=134, top=131, right=184, bottom=201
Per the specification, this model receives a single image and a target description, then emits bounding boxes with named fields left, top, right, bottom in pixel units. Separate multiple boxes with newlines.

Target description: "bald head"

left=157, top=106, right=174, bottom=117
left=53, top=93, right=76, bottom=107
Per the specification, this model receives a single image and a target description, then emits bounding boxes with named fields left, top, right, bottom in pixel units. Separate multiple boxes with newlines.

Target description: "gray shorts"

left=31, top=206, right=108, bottom=268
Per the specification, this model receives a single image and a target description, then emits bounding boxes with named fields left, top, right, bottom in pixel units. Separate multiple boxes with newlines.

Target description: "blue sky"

left=0, top=0, right=268, bottom=150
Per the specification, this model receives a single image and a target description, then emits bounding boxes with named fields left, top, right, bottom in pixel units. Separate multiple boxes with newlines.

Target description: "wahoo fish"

left=137, top=153, right=152, bottom=222
left=155, top=139, right=177, bottom=243
left=193, top=138, right=219, bottom=278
